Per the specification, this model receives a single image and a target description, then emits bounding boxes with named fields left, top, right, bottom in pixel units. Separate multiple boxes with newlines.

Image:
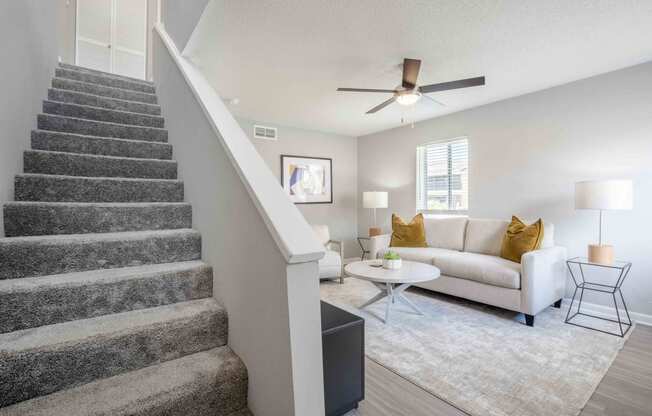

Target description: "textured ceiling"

left=186, top=0, right=652, bottom=137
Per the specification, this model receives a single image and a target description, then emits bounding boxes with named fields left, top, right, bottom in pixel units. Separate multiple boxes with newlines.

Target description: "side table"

left=357, top=237, right=370, bottom=260
left=565, top=257, right=632, bottom=337
left=321, top=301, right=364, bottom=416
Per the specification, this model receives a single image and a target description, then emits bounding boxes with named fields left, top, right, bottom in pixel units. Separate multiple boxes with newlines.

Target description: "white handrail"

left=154, top=24, right=324, bottom=264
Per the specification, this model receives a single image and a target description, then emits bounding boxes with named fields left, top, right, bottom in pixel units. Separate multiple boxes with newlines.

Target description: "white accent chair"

left=367, top=217, right=567, bottom=326
left=312, top=225, right=344, bottom=283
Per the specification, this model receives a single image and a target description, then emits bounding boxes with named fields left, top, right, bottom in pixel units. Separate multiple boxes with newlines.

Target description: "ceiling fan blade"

left=366, top=97, right=396, bottom=114
left=402, top=58, right=422, bottom=89
left=419, top=76, right=485, bottom=94
left=422, top=94, right=446, bottom=107
left=337, top=88, right=396, bottom=93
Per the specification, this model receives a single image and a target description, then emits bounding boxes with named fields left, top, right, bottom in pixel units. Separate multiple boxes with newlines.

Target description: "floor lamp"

left=363, top=191, right=388, bottom=237
left=575, top=179, right=632, bottom=264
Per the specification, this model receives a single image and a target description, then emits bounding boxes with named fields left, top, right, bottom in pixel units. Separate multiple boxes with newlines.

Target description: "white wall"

left=0, top=1, right=61, bottom=237
left=238, top=118, right=359, bottom=258
left=154, top=31, right=324, bottom=415
left=161, top=0, right=210, bottom=52
left=357, top=62, right=652, bottom=317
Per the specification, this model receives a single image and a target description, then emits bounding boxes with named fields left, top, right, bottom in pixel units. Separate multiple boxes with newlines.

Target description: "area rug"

left=320, top=278, right=631, bottom=416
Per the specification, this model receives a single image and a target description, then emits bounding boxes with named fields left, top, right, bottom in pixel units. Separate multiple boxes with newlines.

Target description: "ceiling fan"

left=337, top=58, right=485, bottom=114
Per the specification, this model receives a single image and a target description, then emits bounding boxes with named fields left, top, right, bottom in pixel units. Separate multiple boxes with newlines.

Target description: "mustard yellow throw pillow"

left=390, top=213, right=427, bottom=248
left=500, top=216, right=544, bottom=263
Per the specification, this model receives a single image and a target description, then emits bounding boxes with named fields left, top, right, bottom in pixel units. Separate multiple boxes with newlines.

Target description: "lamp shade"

left=363, top=191, right=388, bottom=209
left=575, top=180, right=632, bottom=210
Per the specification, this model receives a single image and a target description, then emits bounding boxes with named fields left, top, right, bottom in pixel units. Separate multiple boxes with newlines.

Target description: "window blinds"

left=416, top=138, right=468, bottom=211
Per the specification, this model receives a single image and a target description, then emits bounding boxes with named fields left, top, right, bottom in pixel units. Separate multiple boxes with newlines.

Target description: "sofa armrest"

left=368, top=234, right=391, bottom=260
left=520, top=246, right=567, bottom=315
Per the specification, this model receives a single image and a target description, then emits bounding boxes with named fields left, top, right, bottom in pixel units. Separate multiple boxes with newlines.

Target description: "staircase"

left=0, top=63, right=250, bottom=416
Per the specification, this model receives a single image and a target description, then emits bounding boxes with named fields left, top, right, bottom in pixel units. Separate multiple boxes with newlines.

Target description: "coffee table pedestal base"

left=360, top=282, right=423, bottom=323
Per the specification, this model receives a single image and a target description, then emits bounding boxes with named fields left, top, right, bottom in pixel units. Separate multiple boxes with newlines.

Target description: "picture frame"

left=280, top=155, right=333, bottom=204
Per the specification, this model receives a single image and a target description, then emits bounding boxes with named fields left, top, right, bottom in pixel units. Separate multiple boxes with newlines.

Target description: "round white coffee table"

left=344, top=260, right=440, bottom=323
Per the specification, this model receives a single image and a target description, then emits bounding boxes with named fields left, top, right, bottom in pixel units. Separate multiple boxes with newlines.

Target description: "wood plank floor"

left=346, top=324, right=652, bottom=416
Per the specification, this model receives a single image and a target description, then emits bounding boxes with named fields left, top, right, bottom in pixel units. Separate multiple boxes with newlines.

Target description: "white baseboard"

left=562, top=298, right=652, bottom=327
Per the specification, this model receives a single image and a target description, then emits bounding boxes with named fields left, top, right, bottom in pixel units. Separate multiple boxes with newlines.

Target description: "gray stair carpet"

left=48, top=88, right=161, bottom=116
left=59, top=62, right=157, bottom=86
left=0, top=347, right=247, bottom=416
left=31, top=130, right=173, bottom=160
left=52, top=77, right=158, bottom=104
left=0, top=63, right=250, bottom=415
left=43, top=100, right=164, bottom=128
left=38, top=113, right=168, bottom=142
left=4, top=202, right=192, bottom=236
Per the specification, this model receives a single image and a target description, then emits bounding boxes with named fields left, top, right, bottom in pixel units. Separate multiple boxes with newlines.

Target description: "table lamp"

left=575, top=179, right=632, bottom=264
left=363, top=191, right=388, bottom=237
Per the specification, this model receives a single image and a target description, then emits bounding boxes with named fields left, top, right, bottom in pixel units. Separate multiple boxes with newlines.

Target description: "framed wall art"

left=280, top=155, right=333, bottom=204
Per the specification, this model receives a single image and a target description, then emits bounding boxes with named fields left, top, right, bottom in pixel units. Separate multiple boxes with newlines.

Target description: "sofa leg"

left=553, top=299, right=562, bottom=308
left=340, top=275, right=344, bottom=284
left=525, top=314, right=535, bottom=327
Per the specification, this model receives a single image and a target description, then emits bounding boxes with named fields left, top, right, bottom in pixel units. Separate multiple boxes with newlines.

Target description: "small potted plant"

left=382, top=251, right=402, bottom=270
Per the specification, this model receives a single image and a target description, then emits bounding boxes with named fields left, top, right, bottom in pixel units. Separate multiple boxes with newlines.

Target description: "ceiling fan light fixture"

left=395, top=91, right=421, bottom=106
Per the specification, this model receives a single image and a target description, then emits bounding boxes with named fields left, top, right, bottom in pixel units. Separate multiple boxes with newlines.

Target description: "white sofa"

left=312, top=225, right=344, bottom=283
left=368, top=217, right=566, bottom=326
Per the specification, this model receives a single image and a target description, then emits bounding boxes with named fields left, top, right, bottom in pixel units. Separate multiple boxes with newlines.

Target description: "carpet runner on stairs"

left=0, top=63, right=250, bottom=416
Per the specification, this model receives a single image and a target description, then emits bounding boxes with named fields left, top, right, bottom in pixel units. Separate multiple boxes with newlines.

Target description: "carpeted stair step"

left=0, top=346, right=248, bottom=416
left=53, top=77, right=157, bottom=104
left=55, top=67, right=155, bottom=94
left=227, top=409, right=254, bottom=416
left=4, top=201, right=192, bottom=236
left=31, top=130, right=172, bottom=160
left=0, top=261, right=213, bottom=333
left=38, top=114, right=167, bottom=142
left=24, top=150, right=177, bottom=179
left=48, top=88, right=161, bottom=116
left=59, top=62, right=155, bottom=87
left=0, top=228, right=200, bottom=279
left=0, top=298, right=227, bottom=407
left=43, top=100, right=164, bottom=128
left=15, top=174, right=183, bottom=202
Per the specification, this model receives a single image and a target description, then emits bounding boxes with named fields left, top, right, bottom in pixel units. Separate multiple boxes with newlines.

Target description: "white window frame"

left=416, top=137, right=469, bottom=215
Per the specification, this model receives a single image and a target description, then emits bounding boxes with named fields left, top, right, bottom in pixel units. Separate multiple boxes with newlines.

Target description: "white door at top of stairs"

left=76, top=0, right=148, bottom=80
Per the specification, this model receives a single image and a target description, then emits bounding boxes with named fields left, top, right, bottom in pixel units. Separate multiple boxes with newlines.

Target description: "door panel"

left=114, top=0, right=147, bottom=52
left=114, top=50, right=146, bottom=80
left=113, top=0, right=147, bottom=79
left=76, top=0, right=147, bottom=79
left=76, top=0, right=112, bottom=72
left=77, top=40, right=112, bottom=72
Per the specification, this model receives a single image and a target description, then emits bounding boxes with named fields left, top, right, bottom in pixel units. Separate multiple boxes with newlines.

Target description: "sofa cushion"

left=377, top=246, right=452, bottom=264
left=424, top=216, right=468, bottom=251
left=432, top=251, right=521, bottom=289
left=319, top=249, right=342, bottom=279
left=464, top=218, right=509, bottom=256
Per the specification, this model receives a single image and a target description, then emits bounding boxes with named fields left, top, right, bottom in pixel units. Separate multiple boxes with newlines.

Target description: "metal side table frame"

left=357, top=237, right=370, bottom=260
left=565, top=257, right=632, bottom=337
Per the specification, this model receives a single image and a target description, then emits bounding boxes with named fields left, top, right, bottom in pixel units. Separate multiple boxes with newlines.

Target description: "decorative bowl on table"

left=382, top=251, right=402, bottom=270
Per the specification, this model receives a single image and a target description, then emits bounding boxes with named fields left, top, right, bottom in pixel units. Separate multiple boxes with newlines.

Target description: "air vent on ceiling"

left=253, top=125, right=278, bottom=141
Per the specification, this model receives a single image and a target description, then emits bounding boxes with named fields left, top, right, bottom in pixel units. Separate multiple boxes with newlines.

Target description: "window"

left=416, top=138, right=469, bottom=212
